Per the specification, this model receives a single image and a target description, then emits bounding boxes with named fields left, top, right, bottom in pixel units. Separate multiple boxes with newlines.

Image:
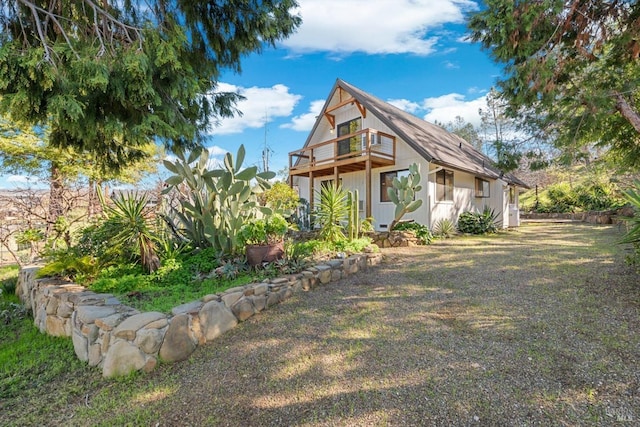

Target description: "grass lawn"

left=1, top=223, right=639, bottom=426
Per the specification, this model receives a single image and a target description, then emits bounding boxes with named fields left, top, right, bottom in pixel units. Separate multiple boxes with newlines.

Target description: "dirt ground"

left=11, top=223, right=640, bottom=426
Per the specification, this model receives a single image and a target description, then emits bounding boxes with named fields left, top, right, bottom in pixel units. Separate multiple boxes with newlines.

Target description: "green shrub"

left=433, top=218, right=456, bottom=238
left=392, top=222, right=433, bottom=245
left=457, top=207, right=499, bottom=234
left=620, top=182, right=640, bottom=265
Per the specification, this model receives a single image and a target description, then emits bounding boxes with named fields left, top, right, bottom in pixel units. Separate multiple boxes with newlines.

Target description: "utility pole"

left=262, top=109, right=272, bottom=172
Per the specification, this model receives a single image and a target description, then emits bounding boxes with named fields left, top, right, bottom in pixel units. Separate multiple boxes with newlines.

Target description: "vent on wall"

left=380, top=224, right=388, bottom=229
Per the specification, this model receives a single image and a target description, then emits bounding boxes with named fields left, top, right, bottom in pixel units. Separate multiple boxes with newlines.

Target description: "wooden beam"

left=325, top=97, right=356, bottom=114
left=324, top=112, right=335, bottom=129
left=355, top=100, right=366, bottom=118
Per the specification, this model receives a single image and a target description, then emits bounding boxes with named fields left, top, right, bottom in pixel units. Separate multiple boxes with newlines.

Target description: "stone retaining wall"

left=17, top=253, right=382, bottom=378
left=521, top=210, right=619, bottom=224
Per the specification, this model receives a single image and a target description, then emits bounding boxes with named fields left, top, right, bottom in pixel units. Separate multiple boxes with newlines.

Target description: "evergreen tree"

left=0, top=1, right=301, bottom=172
left=468, top=0, right=640, bottom=169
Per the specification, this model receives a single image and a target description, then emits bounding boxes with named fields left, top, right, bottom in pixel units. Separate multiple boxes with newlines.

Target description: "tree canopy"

left=468, top=0, right=640, bottom=169
left=0, top=0, right=301, bottom=172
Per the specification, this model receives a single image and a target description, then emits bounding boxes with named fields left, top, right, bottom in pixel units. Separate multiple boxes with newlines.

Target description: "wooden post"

left=365, top=159, right=372, bottom=218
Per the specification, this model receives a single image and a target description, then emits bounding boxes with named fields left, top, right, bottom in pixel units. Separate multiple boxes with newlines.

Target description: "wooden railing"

left=289, top=128, right=396, bottom=175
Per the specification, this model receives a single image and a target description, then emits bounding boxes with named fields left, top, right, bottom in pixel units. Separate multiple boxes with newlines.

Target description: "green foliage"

left=457, top=207, right=500, bottom=235
left=620, top=182, right=640, bottom=265
left=100, top=190, right=160, bottom=273
left=346, top=189, right=361, bottom=241
left=388, top=163, right=423, bottom=231
left=468, top=1, right=640, bottom=169
left=239, top=213, right=289, bottom=246
left=433, top=218, right=456, bottom=239
left=392, top=222, right=433, bottom=245
left=315, top=183, right=349, bottom=243
left=261, top=182, right=299, bottom=214
left=163, top=145, right=277, bottom=256
left=522, top=177, right=624, bottom=213
left=333, top=237, right=375, bottom=254
left=36, top=253, right=99, bottom=282
left=0, top=1, right=301, bottom=173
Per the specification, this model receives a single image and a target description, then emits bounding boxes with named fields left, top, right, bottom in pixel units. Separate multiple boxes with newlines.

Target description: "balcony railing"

left=289, top=128, right=396, bottom=177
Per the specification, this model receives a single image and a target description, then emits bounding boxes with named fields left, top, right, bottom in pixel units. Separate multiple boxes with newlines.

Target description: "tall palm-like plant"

left=621, top=182, right=640, bottom=250
left=99, top=189, right=160, bottom=273
left=316, top=183, right=349, bottom=243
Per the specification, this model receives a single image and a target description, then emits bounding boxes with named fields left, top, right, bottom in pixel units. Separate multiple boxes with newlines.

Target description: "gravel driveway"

left=87, top=223, right=640, bottom=426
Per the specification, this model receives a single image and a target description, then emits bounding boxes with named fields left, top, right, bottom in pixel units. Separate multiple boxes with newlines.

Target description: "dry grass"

left=4, top=223, right=640, bottom=426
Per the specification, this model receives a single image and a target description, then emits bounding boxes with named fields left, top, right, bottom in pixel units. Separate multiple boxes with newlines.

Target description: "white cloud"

left=281, top=99, right=325, bottom=131
left=387, top=98, right=422, bottom=114
left=422, top=93, right=487, bottom=127
left=6, top=175, right=40, bottom=184
left=210, top=83, right=302, bottom=135
left=284, top=0, right=478, bottom=55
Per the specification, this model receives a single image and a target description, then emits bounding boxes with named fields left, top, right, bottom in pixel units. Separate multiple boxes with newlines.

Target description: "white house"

left=288, top=79, right=529, bottom=231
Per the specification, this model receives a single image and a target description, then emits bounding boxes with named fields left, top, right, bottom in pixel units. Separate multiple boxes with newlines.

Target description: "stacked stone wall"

left=17, top=252, right=382, bottom=377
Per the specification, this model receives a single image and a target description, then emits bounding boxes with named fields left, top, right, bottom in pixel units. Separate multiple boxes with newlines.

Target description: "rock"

left=199, top=301, right=238, bottom=341
left=171, top=301, right=203, bottom=316
left=145, top=318, right=169, bottom=329
left=75, top=305, right=117, bottom=324
left=103, top=340, right=147, bottom=377
left=266, top=292, right=280, bottom=308
left=253, top=283, right=268, bottom=296
left=159, top=314, right=197, bottom=363
left=142, top=357, right=157, bottom=373
left=45, top=298, right=59, bottom=315
left=56, top=301, right=74, bottom=318
left=88, top=343, right=102, bottom=367
left=72, top=330, right=88, bottom=362
left=316, top=265, right=332, bottom=284
left=135, top=328, right=165, bottom=354
left=331, top=269, right=342, bottom=281
left=252, top=295, right=267, bottom=312
left=45, top=316, right=68, bottom=337
left=201, top=294, right=219, bottom=303
left=231, top=297, right=255, bottom=322
left=95, top=313, right=127, bottom=331
left=113, top=312, right=166, bottom=340
left=221, top=291, right=243, bottom=308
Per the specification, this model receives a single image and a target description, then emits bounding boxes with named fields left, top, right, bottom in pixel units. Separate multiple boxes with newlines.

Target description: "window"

left=436, top=169, right=454, bottom=201
left=509, top=186, right=516, bottom=204
left=337, top=118, right=361, bottom=156
left=380, top=169, right=409, bottom=202
left=475, top=177, right=490, bottom=198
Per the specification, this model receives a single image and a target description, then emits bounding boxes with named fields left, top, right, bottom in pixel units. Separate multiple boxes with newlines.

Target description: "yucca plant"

left=315, top=183, right=349, bottom=243
left=99, top=189, right=160, bottom=273
left=433, top=218, right=456, bottom=238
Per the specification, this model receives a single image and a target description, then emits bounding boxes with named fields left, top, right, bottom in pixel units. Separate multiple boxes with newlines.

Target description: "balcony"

left=289, top=128, right=396, bottom=178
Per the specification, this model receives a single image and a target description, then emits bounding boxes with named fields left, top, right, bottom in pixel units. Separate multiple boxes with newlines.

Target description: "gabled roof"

left=303, top=79, right=528, bottom=188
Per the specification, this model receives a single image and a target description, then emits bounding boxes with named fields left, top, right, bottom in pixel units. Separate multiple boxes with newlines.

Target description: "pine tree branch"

left=614, top=92, right=640, bottom=134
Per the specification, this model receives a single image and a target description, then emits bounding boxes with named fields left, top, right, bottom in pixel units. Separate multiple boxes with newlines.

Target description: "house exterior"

left=288, top=79, right=529, bottom=232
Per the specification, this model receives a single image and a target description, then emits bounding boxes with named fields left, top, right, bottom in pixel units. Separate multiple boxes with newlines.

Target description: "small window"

left=436, top=169, right=454, bottom=201
left=509, top=186, right=516, bottom=204
left=380, top=169, right=409, bottom=202
left=475, top=178, right=490, bottom=198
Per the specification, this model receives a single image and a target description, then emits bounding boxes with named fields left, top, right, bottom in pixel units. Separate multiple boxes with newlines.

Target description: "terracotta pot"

left=245, top=242, right=285, bottom=266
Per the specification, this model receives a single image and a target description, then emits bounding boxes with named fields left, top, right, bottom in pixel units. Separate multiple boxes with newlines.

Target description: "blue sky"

left=2, top=0, right=502, bottom=188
